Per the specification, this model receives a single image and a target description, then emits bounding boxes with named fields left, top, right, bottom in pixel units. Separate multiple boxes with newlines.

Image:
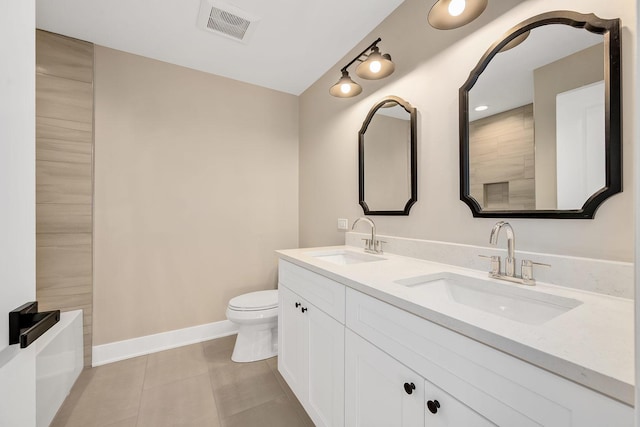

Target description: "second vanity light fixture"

left=428, top=0, right=488, bottom=30
left=329, top=38, right=395, bottom=98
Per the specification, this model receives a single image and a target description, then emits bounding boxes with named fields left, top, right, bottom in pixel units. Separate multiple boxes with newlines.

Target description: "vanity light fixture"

left=329, top=70, right=363, bottom=98
left=329, top=38, right=395, bottom=98
left=474, top=105, right=489, bottom=111
left=427, top=0, right=488, bottom=30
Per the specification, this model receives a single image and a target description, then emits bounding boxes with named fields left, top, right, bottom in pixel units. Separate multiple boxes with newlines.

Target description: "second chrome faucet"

left=485, top=221, right=549, bottom=286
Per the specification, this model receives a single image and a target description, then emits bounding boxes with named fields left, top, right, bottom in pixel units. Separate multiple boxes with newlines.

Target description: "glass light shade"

left=428, top=0, right=487, bottom=30
left=329, top=71, right=362, bottom=98
left=355, top=47, right=395, bottom=80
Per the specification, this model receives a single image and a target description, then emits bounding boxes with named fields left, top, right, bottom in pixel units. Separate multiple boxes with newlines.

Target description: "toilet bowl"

left=226, top=290, right=278, bottom=362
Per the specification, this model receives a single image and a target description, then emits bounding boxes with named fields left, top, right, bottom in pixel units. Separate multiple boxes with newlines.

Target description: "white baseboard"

left=92, top=320, right=238, bottom=367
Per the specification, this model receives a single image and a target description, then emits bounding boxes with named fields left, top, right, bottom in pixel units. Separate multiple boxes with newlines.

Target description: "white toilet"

left=226, top=289, right=278, bottom=363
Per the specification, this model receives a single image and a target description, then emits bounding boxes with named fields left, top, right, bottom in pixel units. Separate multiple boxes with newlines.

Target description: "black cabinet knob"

left=403, top=382, right=416, bottom=395
left=295, top=302, right=301, bottom=308
left=301, top=307, right=308, bottom=313
left=427, top=400, right=440, bottom=414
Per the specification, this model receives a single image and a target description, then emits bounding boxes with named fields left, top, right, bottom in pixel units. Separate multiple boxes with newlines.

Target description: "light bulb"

left=369, top=60, right=382, bottom=73
left=340, top=83, right=351, bottom=94
left=448, top=0, right=466, bottom=17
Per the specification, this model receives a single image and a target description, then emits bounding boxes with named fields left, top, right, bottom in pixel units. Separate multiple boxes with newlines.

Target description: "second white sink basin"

left=395, top=272, right=582, bottom=325
left=309, top=249, right=386, bottom=265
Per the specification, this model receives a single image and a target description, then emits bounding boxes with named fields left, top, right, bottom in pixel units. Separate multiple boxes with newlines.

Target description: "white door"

left=306, top=300, right=344, bottom=427
left=345, top=330, right=424, bottom=427
left=556, top=80, right=606, bottom=209
left=278, top=285, right=308, bottom=400
left=0, top=1, right=37, bottom=426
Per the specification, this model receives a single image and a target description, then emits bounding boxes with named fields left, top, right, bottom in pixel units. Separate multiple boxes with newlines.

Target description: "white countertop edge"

left=276, top=246, right=635, bottom=406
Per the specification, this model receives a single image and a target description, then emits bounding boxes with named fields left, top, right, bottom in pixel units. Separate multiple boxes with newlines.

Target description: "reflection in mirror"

left=359, top=96, right=417, bottom=215
left=460, top=11, right=621, bottom=219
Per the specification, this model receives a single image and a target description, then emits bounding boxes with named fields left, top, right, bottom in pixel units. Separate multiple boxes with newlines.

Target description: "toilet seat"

left=228, top=290, right=278, bottom=312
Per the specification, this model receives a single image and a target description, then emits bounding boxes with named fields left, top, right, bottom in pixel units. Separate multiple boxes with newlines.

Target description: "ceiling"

left=36, top=0, right=405, bottom=95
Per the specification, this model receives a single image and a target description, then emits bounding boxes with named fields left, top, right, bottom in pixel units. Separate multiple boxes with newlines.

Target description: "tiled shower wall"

left=468, top=104, right=535, bottom=210
left=36, top=30, right=94, bottom=366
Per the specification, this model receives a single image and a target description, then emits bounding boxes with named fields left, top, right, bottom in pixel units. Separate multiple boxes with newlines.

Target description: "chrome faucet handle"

left=374, top=240, right=386, bottom=254
left=478, top=254, right=501, bottom=276
left=520, top=259, right=551, bottom=286
left=361, top=238, right=373, bottom=251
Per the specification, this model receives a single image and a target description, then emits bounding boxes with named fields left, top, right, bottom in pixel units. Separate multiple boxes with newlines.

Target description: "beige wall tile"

left=37, top=116, right=92, bottom=142
left=37, top=203, right=92, bottom=233
left=36, top=74, right=93, bottom=123
left=36, top=30, right=93, bottom=83
left=36, top=30, right=95, bottom=368
left=36, top=160, right=92, bottom=204
left=36, top=233, right=92, bottom=288
left=37, top=138, right=92, bottom=163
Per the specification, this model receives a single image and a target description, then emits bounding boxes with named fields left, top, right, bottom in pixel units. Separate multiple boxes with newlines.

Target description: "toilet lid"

left=229, top=290, right=278, bottom=311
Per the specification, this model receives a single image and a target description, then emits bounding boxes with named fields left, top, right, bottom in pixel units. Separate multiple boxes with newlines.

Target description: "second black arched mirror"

left=459, top=11, right=621, bottom=219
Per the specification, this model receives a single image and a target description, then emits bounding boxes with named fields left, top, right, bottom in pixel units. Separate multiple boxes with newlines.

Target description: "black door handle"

left=427, top=400, right=440, bottom=414
left=301, top=307, right=308, bottom=313
left=403, top=382, right=415, bottom=395
left=295, top=302, right=301, bottom=308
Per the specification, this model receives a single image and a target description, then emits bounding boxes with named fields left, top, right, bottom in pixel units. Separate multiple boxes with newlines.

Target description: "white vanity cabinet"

left=277, top=260, right=345, bottom=427
left=346, top=288, right=633, bottom=427
left=346, top=329, right=493, bottom=427
left=277, top=258, right=633, bottom=427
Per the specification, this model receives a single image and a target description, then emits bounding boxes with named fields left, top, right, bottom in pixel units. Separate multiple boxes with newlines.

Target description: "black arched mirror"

left=359, top=96, right=417, bottom=215
left=460, top=11, right=621, bottom=219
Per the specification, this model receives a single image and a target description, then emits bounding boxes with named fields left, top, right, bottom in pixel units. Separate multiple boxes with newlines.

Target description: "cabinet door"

left=346, top=330, right=424, bottom=427
left=278, top=285, right=308, bottom=401
left=424, top=379, right=496, bottom=427
left=306, top=301, right=345, bottom=427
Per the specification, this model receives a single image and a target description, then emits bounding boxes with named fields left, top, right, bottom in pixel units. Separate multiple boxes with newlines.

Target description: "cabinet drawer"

left=278, top=260, right=345, bottom=323
left=346, top=288, right=632, bottom=426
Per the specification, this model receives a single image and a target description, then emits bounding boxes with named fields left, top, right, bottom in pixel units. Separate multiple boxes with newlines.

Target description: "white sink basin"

left=309, top=249, right=386, bottom=265
left=394, top=272, right=582, bottom=325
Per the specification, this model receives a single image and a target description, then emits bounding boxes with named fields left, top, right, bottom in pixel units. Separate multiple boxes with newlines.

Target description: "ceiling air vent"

left=197, top=0, right=260, bottom=43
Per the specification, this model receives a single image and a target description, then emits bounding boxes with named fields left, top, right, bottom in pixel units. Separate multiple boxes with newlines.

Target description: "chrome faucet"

left=489, top=221, right=516, bottom=276
left=483, top=221, right=550, bottom=286
left=352, top=217, right=384, bottom=254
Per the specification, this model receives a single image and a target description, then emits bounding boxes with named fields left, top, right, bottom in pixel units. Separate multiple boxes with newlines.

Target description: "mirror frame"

left=459, top=11, right=621, bottom=219
left=359, top=95, right=418, bottom=215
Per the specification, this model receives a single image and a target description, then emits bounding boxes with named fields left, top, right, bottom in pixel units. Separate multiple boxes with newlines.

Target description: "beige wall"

left=299, top=0, right=635, bottom=261
left=534, top=43, right=604, bottom=209
left=93, top=47, right=299, bottom=345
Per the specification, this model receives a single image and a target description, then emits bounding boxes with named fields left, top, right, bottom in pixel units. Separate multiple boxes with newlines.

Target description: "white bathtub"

left=36, top=310, right=83, bottom=427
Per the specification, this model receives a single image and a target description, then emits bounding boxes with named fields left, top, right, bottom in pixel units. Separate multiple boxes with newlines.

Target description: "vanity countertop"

left=276, top=245, right=635, bottom=406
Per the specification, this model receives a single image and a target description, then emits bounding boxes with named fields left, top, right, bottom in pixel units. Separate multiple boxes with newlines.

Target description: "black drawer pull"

left=403, top=382, right=415, bottom=395
left=295, top=302, right=301, bottom=308
left=301, top=307, right=308, bottom=313
left=427, top=400, right=440, bottom=414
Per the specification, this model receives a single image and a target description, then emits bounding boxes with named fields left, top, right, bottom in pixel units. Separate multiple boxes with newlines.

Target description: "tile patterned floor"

left=51, top=335, right=314, bottom=427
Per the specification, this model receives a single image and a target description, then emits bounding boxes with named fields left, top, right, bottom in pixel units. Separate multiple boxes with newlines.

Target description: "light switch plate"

left=337, top=218, right=349, bottom=230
